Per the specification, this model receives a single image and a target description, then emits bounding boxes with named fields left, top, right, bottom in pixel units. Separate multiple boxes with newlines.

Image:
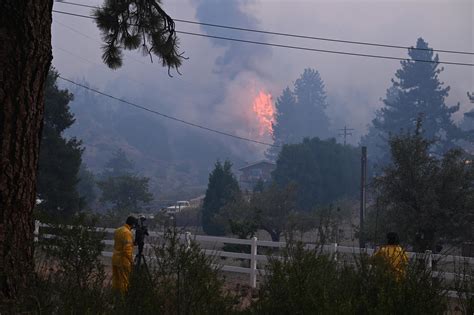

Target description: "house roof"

left=238, top=160, right=276, bottom=171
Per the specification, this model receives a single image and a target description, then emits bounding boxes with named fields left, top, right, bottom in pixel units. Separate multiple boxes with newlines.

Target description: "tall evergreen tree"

left=267, top=68, right=330, bottom=160
left=1, top=1, right=183, bottom=298
left=293, top=68, right=330, bottom=139
left=37, top=69, right=84, bottom=217
left=202, top=160, right=241, bottom=236
left=364, top=38, right=466, bottom=164
left=267, top=87, right=297, bottom=159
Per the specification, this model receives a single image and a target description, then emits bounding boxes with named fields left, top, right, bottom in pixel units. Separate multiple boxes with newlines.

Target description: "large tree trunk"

left=0, top=1, right=53, bottom=300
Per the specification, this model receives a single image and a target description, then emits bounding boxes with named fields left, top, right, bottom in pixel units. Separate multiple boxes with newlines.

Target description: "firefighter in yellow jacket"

left=373, top=232, right=408, bottom=280
left=112, top=216, right=137, bottom=294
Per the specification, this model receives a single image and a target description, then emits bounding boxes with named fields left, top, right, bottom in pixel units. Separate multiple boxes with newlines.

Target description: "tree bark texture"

left=0, top=0, right=53, bottom=299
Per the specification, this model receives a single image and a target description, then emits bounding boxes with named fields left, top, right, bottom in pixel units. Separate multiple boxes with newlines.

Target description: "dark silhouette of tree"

left=218, top=184, right=297, bottom=242
left=37, top=69, right=84, bottom=218
left=372, top=118, right=474, bottom=251
left=0, top=0, right=182, bottom=299
left=267, top=68, right=331, bottom=160
left=97, top=149, right=153, bottom=215
left=202, top=160, right=241, bottom=236
left=363, top=38, right=467, bottom=166
left=97, top=175, right=153, bottom=215
left=273, top=138, right=359, bottom=210
left=93, top=0, right=184, bottom=71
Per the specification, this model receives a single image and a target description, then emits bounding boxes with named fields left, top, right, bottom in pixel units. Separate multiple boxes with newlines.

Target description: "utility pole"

left=359, top=146, right=367, bottom=249
left=338, top=126, right=354, bottom=145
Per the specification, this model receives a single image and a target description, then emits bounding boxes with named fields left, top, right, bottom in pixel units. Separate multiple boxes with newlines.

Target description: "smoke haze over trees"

left=51, top=2, right=473, bottom=202
left=268, top=68, right=331, bottom=159
left=361, top=38, right=471, bottom=166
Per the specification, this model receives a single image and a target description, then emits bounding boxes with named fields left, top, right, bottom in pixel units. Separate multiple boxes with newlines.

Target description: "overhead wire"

left=55, top=0, right=474, bottom=56
left=50, top=6, right=472, bottom=146
left=51, top=10, right=474, bottom=67
left=58, top=76, right=279, bottom=147
left=176, top=31, right=474, bottom=67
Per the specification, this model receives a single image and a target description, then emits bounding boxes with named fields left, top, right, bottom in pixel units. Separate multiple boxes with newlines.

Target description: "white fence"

left=35, top=221, right=474, bottom=294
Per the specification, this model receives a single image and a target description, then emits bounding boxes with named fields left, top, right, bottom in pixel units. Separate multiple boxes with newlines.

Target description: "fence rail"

left=35, top=222, right=473, bottom=293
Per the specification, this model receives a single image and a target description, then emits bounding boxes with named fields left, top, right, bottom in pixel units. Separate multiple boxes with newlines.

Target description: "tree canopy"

left=37, top=69, right=84, bottom=218
left=93, top=0, right=184, bottom=71
left=218, top=184, right=298, bottom=242
left=371, top=119, right=474, bottom=251
left=201, top=160, right=241, bottom=236
left=97, top=175, right=153, bottom=213
left=97, top=149, right=153, bottom=215
left=268, top=68, right=331, bottom=159
left=273, top=137, right=360, bottom=210
left=0, top=0, right=183, bottom=300
left=363, top=38, right=468, bottom=165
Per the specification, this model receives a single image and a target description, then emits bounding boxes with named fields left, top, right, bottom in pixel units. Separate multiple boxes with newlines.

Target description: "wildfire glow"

left=252, top=91, right=275, bottom=136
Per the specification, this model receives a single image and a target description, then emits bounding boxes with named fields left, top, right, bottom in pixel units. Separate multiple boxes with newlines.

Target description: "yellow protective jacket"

left=373, top=245, right=408, bottom=279
left=112, top=224, right=134, bottom=293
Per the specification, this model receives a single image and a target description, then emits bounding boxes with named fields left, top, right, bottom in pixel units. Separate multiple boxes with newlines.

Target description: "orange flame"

left=252, top=91, right=275, bottom=136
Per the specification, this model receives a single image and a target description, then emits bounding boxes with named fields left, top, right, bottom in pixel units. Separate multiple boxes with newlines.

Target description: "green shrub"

left=35, top=213, right=111, bottom=314
left=453, top=260, right=474, bottom=314
left=117, top=227, right=237, bottom=314
left=250, top=242, right=447, bottom=315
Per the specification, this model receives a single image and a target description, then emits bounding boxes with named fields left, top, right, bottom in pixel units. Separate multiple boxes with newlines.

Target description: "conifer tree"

left=202, top=160, right=241, bottom=236
left=267, top=87, right=297, bottom=159
left=267, top=68, right=331, bottom=160
left=37, top=69, right=84, bottom=218
left=365, top=38, right=466, bottom=163
left=1, top=0, right=183, bottom=298
left=293, top=68, right=330, bottom=139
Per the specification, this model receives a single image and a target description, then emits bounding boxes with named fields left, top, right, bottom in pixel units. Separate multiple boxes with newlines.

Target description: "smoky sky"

left=193, top=0, right=271, bottom=79
left=51, top=0, right=473, bottom=154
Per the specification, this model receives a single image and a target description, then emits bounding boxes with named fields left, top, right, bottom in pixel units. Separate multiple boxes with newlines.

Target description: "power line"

left=56, top=1, right=474, bottom=56
left=53, top=19, right=242, bottom=118
left=57, top=76, right=278, bottom=147
left=338, top=126, right=354, bottom=146
left=177, top=31, right=474, bottom=67
left=51, top=10, right=474, bottom=67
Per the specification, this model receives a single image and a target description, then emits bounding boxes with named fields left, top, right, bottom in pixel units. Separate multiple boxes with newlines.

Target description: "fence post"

left=185, top=231, right=191, bottom=250
left=250, top=236, right=257, bottom=288
left=333, top=243, right=338, bottom=262
left=34, top=220, right=40, bottom=242
left=425, top=250, right=433, bottom=270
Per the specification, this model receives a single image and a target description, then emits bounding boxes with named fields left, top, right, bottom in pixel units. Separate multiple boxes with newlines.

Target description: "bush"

left=117, top=226, right=237, bottom=314
left=250, top=242, right=447, bottom=314
left=35, top=213, right=111, bottom=314
left=453, top=260, right=474, bottom=314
